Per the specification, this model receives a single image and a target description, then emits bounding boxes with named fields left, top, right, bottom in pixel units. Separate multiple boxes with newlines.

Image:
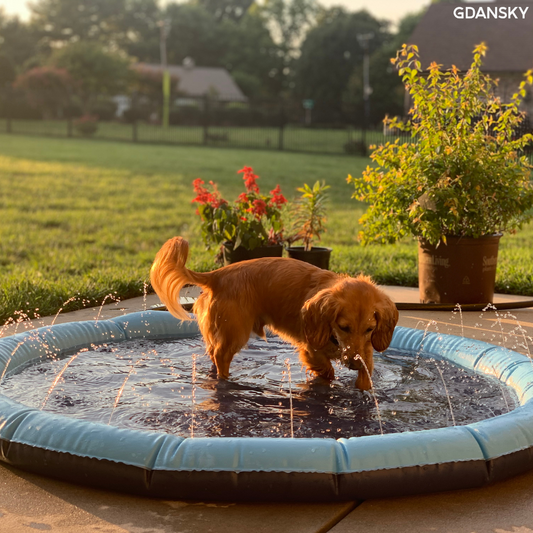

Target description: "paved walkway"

left=2, top=287, right=533, bottom=532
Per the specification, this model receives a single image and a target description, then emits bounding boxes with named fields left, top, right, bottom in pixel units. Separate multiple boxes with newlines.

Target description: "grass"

left=0, top=132, right=532, bottom=324
left=0, top=133, right=369, bottom=322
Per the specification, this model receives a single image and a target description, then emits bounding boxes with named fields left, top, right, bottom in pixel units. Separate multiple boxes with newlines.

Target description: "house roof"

left=408, top=2, right=533, bottom=72
left=137, top=62, right=247, bottom=102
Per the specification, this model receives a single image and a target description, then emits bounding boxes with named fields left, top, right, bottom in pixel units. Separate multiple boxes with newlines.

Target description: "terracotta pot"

left=222, top=243, right=283, bottom=266
left=287, top=246, right=332, bottom=270
left=418, top=235, right=501, bottom=305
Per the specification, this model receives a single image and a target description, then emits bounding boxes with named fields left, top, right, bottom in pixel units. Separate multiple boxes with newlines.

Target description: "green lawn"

left=0, top=133, right=532, bottom=324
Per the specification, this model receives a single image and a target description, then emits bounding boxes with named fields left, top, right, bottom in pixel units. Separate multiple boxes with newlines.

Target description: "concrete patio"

left=2, top=286, right=533, bottom=533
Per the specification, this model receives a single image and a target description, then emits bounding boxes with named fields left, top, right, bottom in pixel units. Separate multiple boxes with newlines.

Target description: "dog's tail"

left=150, top=236, right=210, bottom=321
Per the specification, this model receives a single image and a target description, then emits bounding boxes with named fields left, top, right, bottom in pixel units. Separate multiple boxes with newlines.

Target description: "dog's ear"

left=371, top=296, right=399, bottom=352
left=302, top=289, right=339, bottom=348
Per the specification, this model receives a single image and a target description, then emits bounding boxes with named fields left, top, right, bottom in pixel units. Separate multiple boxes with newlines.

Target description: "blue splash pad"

left=0, top=311, right=532, bottom=501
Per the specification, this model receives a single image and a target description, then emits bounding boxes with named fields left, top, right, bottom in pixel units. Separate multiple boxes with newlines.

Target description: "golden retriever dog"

left=150, top=236, right=398, bottom=390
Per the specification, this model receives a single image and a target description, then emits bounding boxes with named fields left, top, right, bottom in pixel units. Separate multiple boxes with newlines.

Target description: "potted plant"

left=349, top=43, right=533, bottom=304
left=192, top=166, right=287, bottom=265
left=286, top=180, right=332, bottom=269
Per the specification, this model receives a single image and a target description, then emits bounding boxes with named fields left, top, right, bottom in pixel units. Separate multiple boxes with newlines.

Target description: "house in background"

left=137, top=58, right=247, bottom=104
left=407, top=1, right=533, bottom=117
left=113, top=57, right=247, bottom=118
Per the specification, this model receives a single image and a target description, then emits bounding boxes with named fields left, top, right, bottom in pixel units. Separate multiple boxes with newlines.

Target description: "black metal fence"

left=0, top=91, right=414, bottom=155
left=1, top=92, right=531, bottom=158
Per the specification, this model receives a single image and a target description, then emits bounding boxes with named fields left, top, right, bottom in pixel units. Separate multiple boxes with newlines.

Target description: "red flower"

left=237, top=166, right=253, bottom=175
left=269, top=185, right=287, bottom=207
left=192, top=178, right=226, bottom=207
left=237, top=192, right=249, bottom=204
left=192, top=167, right=286, bottom=253
left=191, top=178, right=212, bottom=205
left=250, top=199, right=267, bottom=219
left=192, top=178, right=204, bottom=190
left=238, top=166, right=260, bottom=193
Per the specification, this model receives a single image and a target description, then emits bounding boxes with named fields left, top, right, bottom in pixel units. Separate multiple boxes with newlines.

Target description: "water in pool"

left=1, top=334, right=517, bottom=438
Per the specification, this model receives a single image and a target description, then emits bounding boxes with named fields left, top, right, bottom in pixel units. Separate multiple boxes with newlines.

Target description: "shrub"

left=74, top=115, right=98, bottom=136
left=349, top=43, right=533, bottom=245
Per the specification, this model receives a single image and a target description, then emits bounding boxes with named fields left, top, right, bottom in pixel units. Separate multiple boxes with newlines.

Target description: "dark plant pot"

left=287, top=246, right=332, bottom=270
left=223, top=243, right=283, bottom=266
left=418, top=235, right=501, bottom=305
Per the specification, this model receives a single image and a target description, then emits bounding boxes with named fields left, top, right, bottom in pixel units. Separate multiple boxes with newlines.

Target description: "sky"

left=0, top=0, right=432, bottom=24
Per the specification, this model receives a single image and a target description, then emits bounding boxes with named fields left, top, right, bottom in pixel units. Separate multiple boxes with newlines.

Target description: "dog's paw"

left=304, top=369, right=335, bottom=385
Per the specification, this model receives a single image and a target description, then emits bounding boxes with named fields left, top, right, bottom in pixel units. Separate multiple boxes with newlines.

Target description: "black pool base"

left=0, top=440, right=500, bottom=501
left=4, top=439, right=533, bottom=502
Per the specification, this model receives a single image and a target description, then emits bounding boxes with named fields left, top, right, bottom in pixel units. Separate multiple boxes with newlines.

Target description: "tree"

left=13, top=66, right=72, bottom=118
left=293, top=8, right=389, bottom=110
left=49, top=42, right=131, bottom=113
left=194, top=0, right=255, bottom=22
left=30, top=0, right=126, bottom=47
left=0, top=10, right=39, bottom=70
left=29, top=0, right=161, bottom=54
left=0, top=53, right=16, bottom=120
left=343, top=10, right=425, bottom=127
left=25, top=0, right=285, bottom=100
left=162, top=3, right=280, bottom=99
left=112, top=0, right=162, bottom=62
left=258, top=0, right=319, bottom=55
left=221, top=9, right=282, bottom=98
left=257, top=0, right=320, bottom=94
left=0, top=54, right=16, bottom=89
left=164, top=3, right=229, bottom=68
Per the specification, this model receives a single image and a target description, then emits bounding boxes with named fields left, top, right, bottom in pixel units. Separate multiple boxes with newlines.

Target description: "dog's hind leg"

left=200, top=300, right=254, bottom=379
left=209, top=330, right=250, bottom=379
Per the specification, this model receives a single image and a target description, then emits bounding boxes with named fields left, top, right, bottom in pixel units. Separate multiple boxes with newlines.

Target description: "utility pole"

left=356, top=32, right=374, bottom=150
left=158, top=19, right=171, bottom=128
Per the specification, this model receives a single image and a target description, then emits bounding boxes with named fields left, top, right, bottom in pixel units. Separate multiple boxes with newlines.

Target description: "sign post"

left=302, top=99, right=314, bottom=125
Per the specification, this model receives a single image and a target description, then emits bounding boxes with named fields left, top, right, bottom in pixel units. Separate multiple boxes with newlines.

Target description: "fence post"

left=132, top=120, right=138, bottom=142
left=3, top=85, right=12, bottom=133
left=5, top=87, right=11, bottom=133
left=278, top=102, right=285, bottom=151
left=67, top=118, right=73, bottom=137
left=203, top=94, right=209, bottom=145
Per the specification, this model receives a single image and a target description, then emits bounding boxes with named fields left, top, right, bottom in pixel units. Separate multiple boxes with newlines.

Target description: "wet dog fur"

left=150, top=236, right=398, bottom=390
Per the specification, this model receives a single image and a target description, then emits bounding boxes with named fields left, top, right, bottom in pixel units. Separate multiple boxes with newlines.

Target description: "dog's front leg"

left=354, top=354, right=374, bottom=391
left=299, top=348, right=335, bottom=381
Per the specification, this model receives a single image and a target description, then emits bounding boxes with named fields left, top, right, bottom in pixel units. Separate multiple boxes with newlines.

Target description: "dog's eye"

left=339, top=325, right=351, bottom=333
left=366, top=327, right=375, bottom=334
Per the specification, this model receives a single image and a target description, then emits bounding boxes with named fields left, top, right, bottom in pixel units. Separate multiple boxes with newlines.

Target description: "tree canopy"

left=49, top=41, right=131, bottom=112
left=294, top=8, right=389, bottom=108
left=0, top=0, right=426, bottom=123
